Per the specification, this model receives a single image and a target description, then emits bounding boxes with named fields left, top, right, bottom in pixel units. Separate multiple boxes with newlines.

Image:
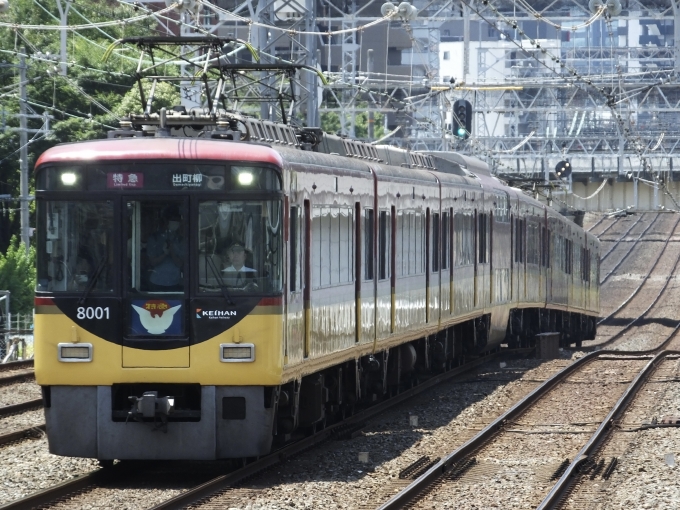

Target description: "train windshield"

left=36, top=198, right=283, bottom=296
left=197, top=200, right=283, bottom=294
left=36, top=201, right=115, bottom=293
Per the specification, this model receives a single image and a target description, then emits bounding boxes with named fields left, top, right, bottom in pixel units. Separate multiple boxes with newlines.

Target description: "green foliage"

left=321, top=112, right=341, bottom=135
left=0, top=236, right=36, bottom=315
left=0, top=0, right=174, bottom=254
left=114, top=81, right=181, bottom=118
left=321, top=110, right=385, bottom=141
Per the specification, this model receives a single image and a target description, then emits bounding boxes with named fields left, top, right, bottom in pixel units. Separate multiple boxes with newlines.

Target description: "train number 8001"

left=76, top=307, right=110, bottom=320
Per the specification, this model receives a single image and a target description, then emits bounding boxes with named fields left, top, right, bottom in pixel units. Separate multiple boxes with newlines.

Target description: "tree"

left=0, top=0, right=165, bottom=253
left=0, top=236, right=36, bottom=315
left=321, top=109, right=385, bottom=141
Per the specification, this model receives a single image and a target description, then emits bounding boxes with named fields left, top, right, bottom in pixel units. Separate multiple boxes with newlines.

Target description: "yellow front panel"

left=35, top=311, right=283, bottom=386
left=122, top=346, right=189, bottom=368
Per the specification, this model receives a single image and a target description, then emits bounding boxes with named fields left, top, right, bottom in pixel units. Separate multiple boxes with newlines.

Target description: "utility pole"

left=19, top=50, right=29, bottom=254
left=56, top=0, right=72, bottom=76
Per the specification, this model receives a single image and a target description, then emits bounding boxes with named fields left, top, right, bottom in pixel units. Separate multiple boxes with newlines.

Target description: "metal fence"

left=1, top=312, right=34, bottom=363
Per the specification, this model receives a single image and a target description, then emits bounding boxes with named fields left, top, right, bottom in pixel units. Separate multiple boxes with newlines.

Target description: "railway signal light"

left=555, top=160, right=571, bottom=179
left=452, top=99, right=472, bottom=139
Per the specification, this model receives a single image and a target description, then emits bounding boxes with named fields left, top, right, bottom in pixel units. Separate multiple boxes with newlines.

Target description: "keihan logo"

left=196, top=309, right=237, bottom=319
left=132, top=300, right=181, bottom=335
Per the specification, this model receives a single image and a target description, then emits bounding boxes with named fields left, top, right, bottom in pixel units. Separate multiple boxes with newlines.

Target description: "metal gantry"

left=139, top=0, right=680, bottom=208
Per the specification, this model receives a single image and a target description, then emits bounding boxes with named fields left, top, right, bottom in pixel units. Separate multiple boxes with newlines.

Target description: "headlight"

left=60, top=172, right=78, bottom=186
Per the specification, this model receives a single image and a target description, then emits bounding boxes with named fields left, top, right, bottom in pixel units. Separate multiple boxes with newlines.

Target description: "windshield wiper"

left=78, top=256, right=107, bottom=305
left=206, top=255, right=234, bottom=305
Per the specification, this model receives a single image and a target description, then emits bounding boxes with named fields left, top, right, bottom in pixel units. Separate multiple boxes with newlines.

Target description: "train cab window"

left=379, top=210, right=391, bottom=280
left=37, top=201, right=114, bottom=293
left=126, top=201, right=187, bottom=294
left=196, top=200, right=283, bottom=294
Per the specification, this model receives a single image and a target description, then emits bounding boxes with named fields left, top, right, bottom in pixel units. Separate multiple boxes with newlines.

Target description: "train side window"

left=527, top=223, right=540, bottom=265
left=290, top=206, right=299, bottom=292
left=312, top=206, right=354, bottom=289
left=432, top=213, right=440, bottom=272
left=379, top=210, right=390, bottom=280
left=478, top=212, right=488, bottom=264
left=441, top=211, right=449, bottom=271
left=416, top=211, right=425, bottom=273
left=396, top=210, right=404, bottom=276
left=364, top=208, right=374, bottom=280
left=514, top=218, right=525, bottom=264
left=454, top=211, right=473, bottom=266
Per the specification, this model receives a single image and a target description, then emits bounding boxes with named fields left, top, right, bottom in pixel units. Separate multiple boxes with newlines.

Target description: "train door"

left=376, top=208, right=392, bottom=337
left=476, top=200, right=490, bottom=308
left=122, top=198, right=189, bottom=368
left=285, top=202, right=305, bottom=364
left=359, top=206, right=376, bottom=344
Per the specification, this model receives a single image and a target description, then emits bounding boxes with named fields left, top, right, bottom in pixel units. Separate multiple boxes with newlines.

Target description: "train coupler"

left=126, top=391, right=175, bottom=432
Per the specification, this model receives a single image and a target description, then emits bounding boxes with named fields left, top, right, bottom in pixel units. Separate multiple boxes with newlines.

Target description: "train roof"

left=34, top=137, right=284, bottom=170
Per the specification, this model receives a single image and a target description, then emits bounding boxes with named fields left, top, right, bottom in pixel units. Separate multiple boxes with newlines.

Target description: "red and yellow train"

left=33, top=112, right=599, bottom=460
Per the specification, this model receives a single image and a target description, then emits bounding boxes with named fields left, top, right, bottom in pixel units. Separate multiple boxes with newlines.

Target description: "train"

left=33, top=108, right=599, bottom=461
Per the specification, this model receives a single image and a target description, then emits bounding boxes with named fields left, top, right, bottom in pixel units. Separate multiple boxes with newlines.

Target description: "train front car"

left=34, top=138, right=285, bottom=460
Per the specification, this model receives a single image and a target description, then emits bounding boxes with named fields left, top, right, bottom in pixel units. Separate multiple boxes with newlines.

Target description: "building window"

left=443, top=51, right=450, bottom=60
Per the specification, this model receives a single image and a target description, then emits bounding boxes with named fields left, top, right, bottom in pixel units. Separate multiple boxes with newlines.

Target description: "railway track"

left=554, top=353, right=680, bottom=509
left=581, top=217, right=680, bottom=351
left=600, top=213, right=662, bottom=285
left=596, top=214, right=680, bottom=326
left=379, top=306, right=680, bottom=509
left=0, top=360, right=33, bottom=373
left=0, top=348, right=533, bottom=509
left=598, top=213, right=644, bottom=262
left=377, top=352, right=649, bottom=509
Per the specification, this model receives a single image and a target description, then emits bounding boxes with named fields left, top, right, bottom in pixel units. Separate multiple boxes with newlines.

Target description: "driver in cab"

left=222, top=241, right=257, bottom=290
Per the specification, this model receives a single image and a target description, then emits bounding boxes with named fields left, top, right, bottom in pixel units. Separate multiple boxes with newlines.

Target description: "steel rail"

left=0, top=369, right=34, bottom=385
left=590, top=215, right=618, bottom=236
left=0, top=424, right=45, bottom=447
left=585, top=215, right=607, bottom=233
left=600, top=213, right=661, bottom=285
left=598, top=213, right=644, bottom=262
left=147, top=347, right=534, bottom=510
left=381, top=320, right=680, bottom=510
left=376, top=348, right=661, bottom=510
left=579, top=230, right=680, bottom=351
left=0, top=399, right=43, bottom=418
left=597, top=213, right=680, bottom=326
left=0, top=360, right=33, bottom=372
left=0, top=469, right=109, bottom=510
left=537, top=350, right=680, bottom=509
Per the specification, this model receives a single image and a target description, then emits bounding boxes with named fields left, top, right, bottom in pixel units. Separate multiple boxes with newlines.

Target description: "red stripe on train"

left=258, top=297, right=282, bottom=306
left=34, top=296, right=55, bottom=306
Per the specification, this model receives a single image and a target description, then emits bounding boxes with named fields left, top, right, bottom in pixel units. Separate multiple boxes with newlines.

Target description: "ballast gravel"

left=0, top=381, right=41, bottom=407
